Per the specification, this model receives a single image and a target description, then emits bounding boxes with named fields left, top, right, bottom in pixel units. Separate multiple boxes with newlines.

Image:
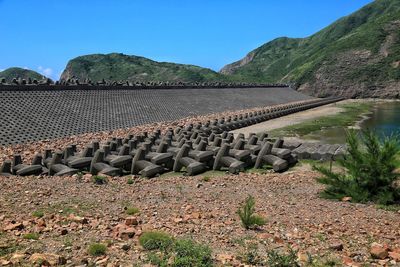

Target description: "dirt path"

left=231, top=100, right=350, bottom=137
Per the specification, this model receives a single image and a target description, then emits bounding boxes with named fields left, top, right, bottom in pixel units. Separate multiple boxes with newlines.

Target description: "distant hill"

left=0, top=67, right=45, bottom=83
left=221, top=0, right=400, bottom=98
left=60, top=53, right=226, bottom=83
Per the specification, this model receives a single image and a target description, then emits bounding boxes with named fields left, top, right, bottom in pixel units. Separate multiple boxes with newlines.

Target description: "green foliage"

left=61, top=53, right=227, bottom=83
left=237, top=195, right=266, bottom=229
left=146, top=238, right=213, bottom=267
left=172, top=239, right=213, bottom=267
left=92, top=175, right=108, bottom=185
left=240, top=242, right=264, bottom=265
left=306, top=258, right=340, bottom=267
left=0, top=67, right=45, bottom=82
left=314, top=130, right=400, bottom=205
left=266, top=248, right=300, bottom=267
left=202, top=176, right=211, bottom=182
left=88, top=243, right=107, bottom=256
left=0, top=243, right=19, bottom=257
left=125, top=206, right=140, bottom=215
left=127, top=177, right=134, bottom=184
left=223, top=0, right=400, bottom=91
left=139, top=231, right=174, bottom=251
left=23, top=233, right=39, bottom=240
left=32, top=210, right=44, bottom=218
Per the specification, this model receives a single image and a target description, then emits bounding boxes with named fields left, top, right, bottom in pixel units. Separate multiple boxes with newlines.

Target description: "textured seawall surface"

left=0, top=87, right=313, bottom=146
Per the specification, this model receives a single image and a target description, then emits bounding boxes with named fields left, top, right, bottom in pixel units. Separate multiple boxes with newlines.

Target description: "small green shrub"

left=240, top=242, right=263, bottom=265
left=266, top=248, right=299, bottom=267
left=305, top=256, right=340, bottom=267
left=202, top=176, right=211, bottom=182
left=237, top=195, right=266, bottom=229
left=23, top=233, right=39, bottom=240
left=144, top=237, right=213, bottom=267
left=0, top=243, right=19, bottom=257
left=139, top=231, right=173, bottom=251
left=147, top=252, right=169, bottom=267
left=32, top=210, right=44, bottom=218
left=88, top=243, right=107, bottom=256
left=127, top=177, right=134, bottom=184
left=172, top=239, right=213, bottom=267
left=92, top=175, right=108, bottom=185
left=314, top=130, right=400, bottom=205
left=126, top=206, right=140, bottom=215
left=76, top=172, right=84, bottom=179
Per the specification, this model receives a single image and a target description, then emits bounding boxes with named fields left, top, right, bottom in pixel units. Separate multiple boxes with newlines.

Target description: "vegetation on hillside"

left=0, top=67, right=45, bottom=82
left=221, top=0, right=400, bottom=97
left=60, top=53, right=227, bottom=83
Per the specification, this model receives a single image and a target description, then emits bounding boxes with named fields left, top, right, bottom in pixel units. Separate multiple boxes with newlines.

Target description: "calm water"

left=303, top=101, right=400, bottom=144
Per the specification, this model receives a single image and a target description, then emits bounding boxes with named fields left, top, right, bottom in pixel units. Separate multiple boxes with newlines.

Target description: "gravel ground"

left=0, top=170, right=399, bottom=266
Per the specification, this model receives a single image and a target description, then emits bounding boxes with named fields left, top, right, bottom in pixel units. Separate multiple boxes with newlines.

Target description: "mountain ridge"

left=220, top=0, right=400, bottom=98
left=60, top=53, right=226, bottom=83
left=0, top=67, right=46, bottom=83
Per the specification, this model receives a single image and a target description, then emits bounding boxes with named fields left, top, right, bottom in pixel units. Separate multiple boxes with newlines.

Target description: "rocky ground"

left=1, top=168, right=399, bottom=266
left=1, top=100, right=400, bottom=266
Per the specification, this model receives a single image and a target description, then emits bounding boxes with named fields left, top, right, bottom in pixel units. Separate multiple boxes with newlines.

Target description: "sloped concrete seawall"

left=0, top=86, right=314, bottom=146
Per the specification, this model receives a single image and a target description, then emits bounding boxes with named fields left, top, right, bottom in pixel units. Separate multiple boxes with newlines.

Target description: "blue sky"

left=0, top=0, right=373, bottom=80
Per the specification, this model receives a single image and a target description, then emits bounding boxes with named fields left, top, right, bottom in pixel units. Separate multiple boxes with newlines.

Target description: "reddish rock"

left=68, top=214, right=88, bottom=224
left=3, top=222, right=23, bottom=231
left=0, top=259, right=12, bottom=266
left=216, top=254, right=234, bottom=264
left=190, top=212, right=201, bottom=219
left=10, top=253, right=25, bottom=264
left=114, top=223, right=136, bottom=240
left=329, top=242, right=344, bottom=251
left=119, top=227, right=136, bottom=240
left=341, top=197, right=352, bottom=202
left=173, top=218, right=183, bottom=224
left=370, top=244, right=389, bottom=259
left=29, top=253, right=66, bottom=266
left=297, top=252, right=309, bottom=262
left=36, top=218, right=46, bottom=227
left=124, top=216, right=138, bottom=226
left=389, top=251, right=400, bottom=261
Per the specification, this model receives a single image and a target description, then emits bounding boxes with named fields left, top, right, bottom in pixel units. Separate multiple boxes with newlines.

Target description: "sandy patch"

left=231, top=100, right=351, bottom=137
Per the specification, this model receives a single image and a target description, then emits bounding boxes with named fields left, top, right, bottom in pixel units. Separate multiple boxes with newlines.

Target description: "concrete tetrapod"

left=90, top=150, right=121, bottom=176
left=173, top=144, right=207, bottom=176
left=0, top=160, right=12, bottom=176
left=131, top=148, right=164, bottom=178
left=255, top=143, right=288, bottom=172
left=213, top=144, right=246, bottom=174
left=48, top=152, right=79, bottom=176
left=11, top=154, right=43, bottom=176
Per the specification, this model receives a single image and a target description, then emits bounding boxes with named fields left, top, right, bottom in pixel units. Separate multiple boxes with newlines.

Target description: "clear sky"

left=0, top=0, right=373, bottom=80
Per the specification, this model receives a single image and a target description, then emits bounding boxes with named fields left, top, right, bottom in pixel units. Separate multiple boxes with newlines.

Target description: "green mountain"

left=0, top=67, right=45, bottom=83
left=221, top=0, right=400, bottom=98
left=60, top=53, right=225, bottom=83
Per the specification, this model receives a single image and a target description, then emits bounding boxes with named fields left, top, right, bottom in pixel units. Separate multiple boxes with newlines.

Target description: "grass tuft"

left=32, top=210, right=44, bottom=218
left=23, top=233, right=39, bottom=240
left=125, top=206, right=140, bottom=215
left=88, top=243, right=107, bottom=256
left=92, top=175, right=108, bottom=185
left=139, top=231, right=173, bottom=251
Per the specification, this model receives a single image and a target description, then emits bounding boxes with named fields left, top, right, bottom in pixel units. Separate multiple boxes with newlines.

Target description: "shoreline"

left=231, top=99, right=380, bottom=143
